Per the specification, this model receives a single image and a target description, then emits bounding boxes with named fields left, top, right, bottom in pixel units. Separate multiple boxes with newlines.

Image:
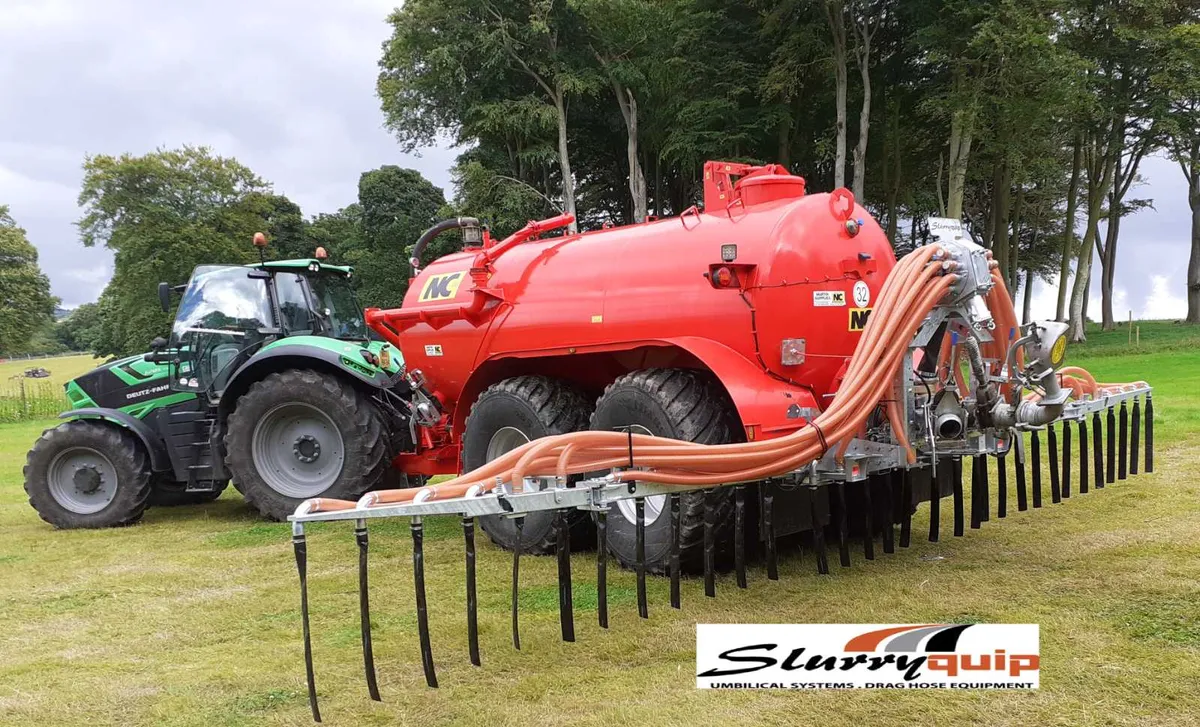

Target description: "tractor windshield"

left=306, top=274, right=369, bottom=340
left=172, top=266, right=273, bottom=341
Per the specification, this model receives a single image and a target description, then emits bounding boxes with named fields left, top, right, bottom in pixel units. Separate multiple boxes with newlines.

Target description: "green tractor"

left=24, top=245, right=421, bottom=528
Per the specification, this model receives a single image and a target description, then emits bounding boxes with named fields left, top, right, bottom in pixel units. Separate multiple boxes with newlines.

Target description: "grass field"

left=1, top=326, right=1198, bottom=726
left=0, top=354, right=104, bottom=388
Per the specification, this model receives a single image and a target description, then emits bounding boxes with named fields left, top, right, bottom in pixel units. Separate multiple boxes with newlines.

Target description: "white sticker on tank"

left=813, top=291, right=846, bottom=307
left=853, top=280, right=871, bottom=307
left=424, top=344, right=443, bottom=357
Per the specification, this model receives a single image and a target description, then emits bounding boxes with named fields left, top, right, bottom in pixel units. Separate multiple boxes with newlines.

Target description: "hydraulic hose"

left=410, top=217, right=480, bottom=275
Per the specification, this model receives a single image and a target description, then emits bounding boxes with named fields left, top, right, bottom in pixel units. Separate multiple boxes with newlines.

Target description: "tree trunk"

left=1189, top=183, right=1200, bottom=323
left=1057, top=136, right=1082, bottom=321
left=1068, top=226, right=1096, bottom=342
left=825, top=0, right=848, bottom=190
left=946, top=107, right=974, bottom=219
left=1100, top=192, right=1119, bottom=330
left=612, top=82, right=647, bottom=223
left=1022, top=268, right=1034, bottom=325
left=1007, top=183, right=1025, bottom=293
left=552, top=91, right=577, bottom=233
left=851, top=26, right=871, bottom=199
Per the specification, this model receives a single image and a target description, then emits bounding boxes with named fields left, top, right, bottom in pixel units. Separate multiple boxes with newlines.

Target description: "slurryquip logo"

left=696, top=624, right=1039, bottom=690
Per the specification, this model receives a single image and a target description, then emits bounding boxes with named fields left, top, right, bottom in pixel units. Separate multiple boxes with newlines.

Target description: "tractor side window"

left=309, top=275, right=368, bottom=340
left=275, top=273, right=314, bottom=334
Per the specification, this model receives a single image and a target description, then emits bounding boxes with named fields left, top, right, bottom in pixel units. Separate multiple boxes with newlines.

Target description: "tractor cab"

left=158, top=256, right=368, bottom=399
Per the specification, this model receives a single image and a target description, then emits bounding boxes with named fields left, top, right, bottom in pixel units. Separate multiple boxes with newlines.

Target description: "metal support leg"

left=511, top=516, right=524, bottom=651
left=809, top=486, right=829, bottom=574
left=596, top=510, right=609, bottom=628
left=970, top=456, right=983, bottom=530
left=462, top=518, right=480, bottom=668
left=1119, top=402, right=1128, bottom=480
left=357, top=522, right=382, bottom=698
left=764, top=488, right=778, bottom=580
left=882, top=474, right=895, bottom=553
left=863, top=477, right=877, bottom=557
left=669, top=494, right=681, bottom=609
left=1107, top=406, right=1116, bottom=484
left=555, top=510, right=575, bottom=642
left=952, top=457, right=964, bottom=537
left=293, top=528, right=321, bottom=723
left=1062, top=421, right=1072, bottom=499
left=734, top=485, right=747, bottom=588
left=1031, top=431, right=1043, bottom=508
left=412, top=518, right=438, bottom=688
left=1131, top=398, right=1140, bottom=476
left=1016, top=434, right=1028, bottom=512
left=899, top=470, right=912, bottom=547
left=1145, top=394, right=1154, bottom=473
left=837, top=481, right=853, bottom=563
left=702, top=495, right=715, bottom=598
left=997, top=453, right=1008, bottom=518
left=1079, top=418, right=1089, bottom=494
left=636, top=498, right=649, bottom=616
left=1048, top=425, right=1061, bottom=504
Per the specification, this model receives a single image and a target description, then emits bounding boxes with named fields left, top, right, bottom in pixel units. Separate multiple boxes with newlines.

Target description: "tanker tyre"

left=589, top=369, right=741, bottom=575
left=225, top=370, right=390, bottom=521
left=465, top=376, right=594, bottom=555
left=23, top=420, right=152, bottom=529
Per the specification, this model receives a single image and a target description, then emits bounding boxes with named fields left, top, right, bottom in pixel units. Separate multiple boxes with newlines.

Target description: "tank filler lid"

left=737, top=173, right=807, bottom=208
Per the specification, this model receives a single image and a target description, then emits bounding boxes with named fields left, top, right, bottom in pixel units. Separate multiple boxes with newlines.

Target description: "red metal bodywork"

left=367, top=162, right=897, bottom=475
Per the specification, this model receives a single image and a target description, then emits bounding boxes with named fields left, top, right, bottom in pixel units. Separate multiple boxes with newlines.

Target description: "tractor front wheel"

left=225, top=370, right=389, bottom=521
left=24, top=420, right=152, bottom=529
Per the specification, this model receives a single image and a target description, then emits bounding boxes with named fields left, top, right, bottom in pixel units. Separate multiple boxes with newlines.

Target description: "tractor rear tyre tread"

left=225, top=370, right=390, bottom=521
left=465, top=375, right=594, bottom=555
left=590, top=368, right=741, bottom=574
left=23, top=420, right=152, bottom=529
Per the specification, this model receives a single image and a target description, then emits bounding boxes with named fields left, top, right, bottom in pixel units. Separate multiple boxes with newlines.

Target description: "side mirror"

left=158, top=282, right=171, bottom=313
left=150, top=336, right=168, bottom=351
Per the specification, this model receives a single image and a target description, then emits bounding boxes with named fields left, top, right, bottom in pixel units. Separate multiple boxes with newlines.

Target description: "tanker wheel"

left=149, top=477, right=229, bottom=507
left=464, top=376, right=594, bottom=555
left=225, top=370, right=390, bottom=521
left=590, top=368, right=741, bottom=575
left=23, top=420, right=152, bottom=529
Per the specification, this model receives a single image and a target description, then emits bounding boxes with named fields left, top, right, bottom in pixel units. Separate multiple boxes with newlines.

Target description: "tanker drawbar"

left=282, top=168, right=1153, bottom=720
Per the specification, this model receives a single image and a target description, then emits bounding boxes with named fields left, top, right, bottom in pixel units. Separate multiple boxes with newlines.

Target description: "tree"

left=55, top=301, right=105, bottom=352
left=379, top=0, right=592, bottom=233
left=353, top=166, right=448, bottom=308
left=1157, top=19, right=1200, bottom=322
left=77, top=146, right=279, bottom=357
left=0, top=205, right=57, bottom=356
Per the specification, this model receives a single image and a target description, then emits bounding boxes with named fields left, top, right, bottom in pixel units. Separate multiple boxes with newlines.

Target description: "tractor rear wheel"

left=465, top=376, right=594, bottom=554
left=589, top=369, right=741, bottom=574
left=225, top=370, right=389, bottom=521
left=24, top=420, right=152, bottom=529
left=149, top=477, right=229, bottom=506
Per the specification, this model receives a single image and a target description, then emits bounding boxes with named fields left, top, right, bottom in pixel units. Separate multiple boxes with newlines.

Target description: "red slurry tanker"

left=284, top=161, right=1152, bottom=720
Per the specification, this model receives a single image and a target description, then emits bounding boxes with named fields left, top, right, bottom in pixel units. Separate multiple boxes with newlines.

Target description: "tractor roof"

left=250, top=259, right=353, bottom=275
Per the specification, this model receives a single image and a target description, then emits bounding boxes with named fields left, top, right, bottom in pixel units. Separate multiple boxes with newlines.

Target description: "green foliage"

left=0, top=206, right=57, bottom=357
left=54, top=302, right=104, bottom=353
left=76, top=146, right=287, bottom=357
left=352, top=166, right=448, bottom=308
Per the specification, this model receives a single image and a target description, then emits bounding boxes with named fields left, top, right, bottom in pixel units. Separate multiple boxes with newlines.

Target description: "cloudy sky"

left=0, top=0, right=1192, bottom=318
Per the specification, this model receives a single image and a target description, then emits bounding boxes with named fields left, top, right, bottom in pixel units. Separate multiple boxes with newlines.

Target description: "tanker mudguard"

left=60, top=407, right=172, bottom=473
left=660, top=336, right=821, bottom=438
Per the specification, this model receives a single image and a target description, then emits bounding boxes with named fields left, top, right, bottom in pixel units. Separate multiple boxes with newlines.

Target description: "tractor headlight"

left=308, top=262, right=320, bottom=273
